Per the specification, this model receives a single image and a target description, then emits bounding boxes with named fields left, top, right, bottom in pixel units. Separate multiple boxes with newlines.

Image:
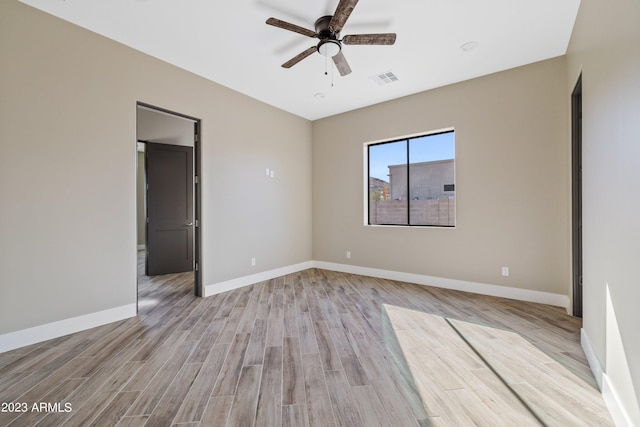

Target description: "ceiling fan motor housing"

left=315, top=15, right=342, bottom=57
left=315, top=15, right=338, bottom=40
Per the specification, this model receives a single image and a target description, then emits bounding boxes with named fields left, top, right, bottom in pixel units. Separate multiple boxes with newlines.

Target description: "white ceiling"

left=20, top=0, right=580, bottom=120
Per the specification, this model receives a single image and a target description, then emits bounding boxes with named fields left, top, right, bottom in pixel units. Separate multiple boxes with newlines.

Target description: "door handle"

left=185, top=222, right=193, bottom=227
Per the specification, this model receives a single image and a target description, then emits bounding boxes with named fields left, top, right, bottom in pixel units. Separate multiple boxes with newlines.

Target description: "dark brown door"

left=146, top=142, right=194, bottom=276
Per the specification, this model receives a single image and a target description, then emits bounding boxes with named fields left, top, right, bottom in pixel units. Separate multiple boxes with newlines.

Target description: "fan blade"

left=329, top=0, right=359, bottom=34
left=266, top=18, right=316, bottom=38
left=332, top=51, right=352, bottom=76
left=282, top=46, right=317, bottom=68
left=342, top=33, right=396, bottom=45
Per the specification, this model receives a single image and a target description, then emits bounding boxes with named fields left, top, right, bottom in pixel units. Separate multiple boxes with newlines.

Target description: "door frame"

left=571, top=75, right=583, bottom=318
left=136, top=102, right=203, bottom=298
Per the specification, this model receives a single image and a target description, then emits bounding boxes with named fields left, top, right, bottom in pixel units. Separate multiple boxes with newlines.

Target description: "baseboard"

left=205, top=260, right=569, bottom=309
left=204, top=261, right=315, bottom=297
left=581, top=328, right=604, bottom=389
left=602, top=373, right=635, bottom=427
left=582, top=328, right=635, bottom=427
left=0, top=304, right=137, bottom=353
left=313, top=261, right=570, bottom=309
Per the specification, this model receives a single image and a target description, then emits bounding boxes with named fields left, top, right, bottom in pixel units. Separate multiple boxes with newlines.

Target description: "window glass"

left=369, top=141, right=407, bottom=225
left=368, top=130, right=455, bottom=226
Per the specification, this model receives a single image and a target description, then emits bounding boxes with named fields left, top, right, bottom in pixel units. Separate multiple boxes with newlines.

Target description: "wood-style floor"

left=0, top=256, right=613, bottom=426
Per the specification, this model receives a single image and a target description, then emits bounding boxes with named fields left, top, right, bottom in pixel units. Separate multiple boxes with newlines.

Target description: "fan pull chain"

left=322, top=55, right=334, bottom=87
left=331, top=61, right=334, bottom=87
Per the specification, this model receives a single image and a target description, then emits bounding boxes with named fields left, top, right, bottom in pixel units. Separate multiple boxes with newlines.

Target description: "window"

left=367, top=130, right=455, bottom=226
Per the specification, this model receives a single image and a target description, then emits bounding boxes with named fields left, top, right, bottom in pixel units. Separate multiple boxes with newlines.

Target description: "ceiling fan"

left=266, top=0, right=396, bottom=76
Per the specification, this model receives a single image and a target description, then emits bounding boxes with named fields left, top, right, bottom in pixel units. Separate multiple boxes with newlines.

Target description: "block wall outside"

left=369, top=198, right=455, bottom=226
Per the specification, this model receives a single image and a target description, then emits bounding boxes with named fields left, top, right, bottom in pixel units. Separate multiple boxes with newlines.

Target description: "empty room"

left=1, top=0, right=639, bottom=426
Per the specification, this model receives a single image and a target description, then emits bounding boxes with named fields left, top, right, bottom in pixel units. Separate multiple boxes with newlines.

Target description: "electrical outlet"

left=346, top=251, right=351, bottom=259
left=270, top=170, right=275, bottom=178
left=251, top=258, right=256, bottom=267
left=501, top=267, right=509, bottom=277
left=266, top=168, right=270, bottom=177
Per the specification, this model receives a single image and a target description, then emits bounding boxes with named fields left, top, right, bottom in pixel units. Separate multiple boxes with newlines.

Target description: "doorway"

left=136, top=103, right=202, bottom=306
left=571, top=75, right=583, bottom=318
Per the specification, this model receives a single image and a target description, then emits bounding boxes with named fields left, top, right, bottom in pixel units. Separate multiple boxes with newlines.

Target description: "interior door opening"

left=136, top=103, right=202, bottom=309
left=571, top=75, right=583, bottom=318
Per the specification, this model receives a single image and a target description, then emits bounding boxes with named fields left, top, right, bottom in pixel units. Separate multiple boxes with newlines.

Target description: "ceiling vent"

left=370, top=71, right=399, bottom=86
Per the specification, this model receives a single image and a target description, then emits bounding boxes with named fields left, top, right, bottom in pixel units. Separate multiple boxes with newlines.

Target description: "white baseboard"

left=582, top=328, right=635, bottom=427
left=581, top=328, right=604, bottom=389
left=313, top=261, right=570, bottom=309
left=0, top=304, right=137, bottom=353
left=602, top=373, right=634, bottom=427
left=204, top=260, right=569, bottom=309
left=204, top=261, right=315, bottom=297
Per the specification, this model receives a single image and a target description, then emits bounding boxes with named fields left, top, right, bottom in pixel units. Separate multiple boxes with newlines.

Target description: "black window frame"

left=367, top=129, right=455, bottom=227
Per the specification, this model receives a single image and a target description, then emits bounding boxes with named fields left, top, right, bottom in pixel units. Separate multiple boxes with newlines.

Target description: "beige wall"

left=566, top=0, right=640, bottom=423
left=0, top=1, right=312, bottom=334
left=312, top=57, right=569, bottom=295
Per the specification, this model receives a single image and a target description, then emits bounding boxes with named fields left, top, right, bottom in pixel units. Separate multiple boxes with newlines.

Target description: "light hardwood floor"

left=0, top=259, right=613, bottom=426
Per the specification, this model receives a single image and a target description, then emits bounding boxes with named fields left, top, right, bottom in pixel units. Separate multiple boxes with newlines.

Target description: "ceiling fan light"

left=318, top=40, right=341, bottom=57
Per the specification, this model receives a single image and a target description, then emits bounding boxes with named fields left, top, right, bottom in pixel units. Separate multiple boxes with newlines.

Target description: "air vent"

left=369, top=71, right=399, bottom=86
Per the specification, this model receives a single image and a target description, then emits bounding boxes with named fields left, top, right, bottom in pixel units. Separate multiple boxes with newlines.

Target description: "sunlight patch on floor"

left=382, top=304, right=614, bottom=426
